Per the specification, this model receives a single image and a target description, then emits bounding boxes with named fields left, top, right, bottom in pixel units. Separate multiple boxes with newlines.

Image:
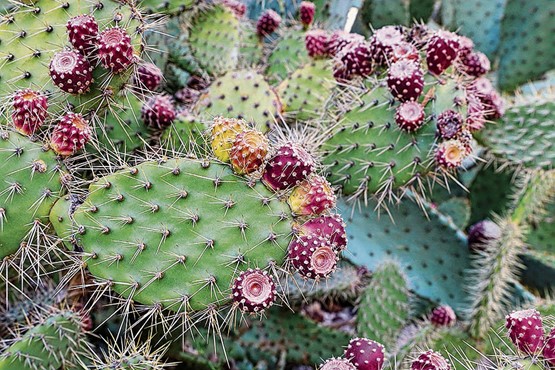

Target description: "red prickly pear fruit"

left=426, top=30, right=460, bottom=75
left=370, top=26, right=405, bottom=66
left=467, top=220, right=502, bottom=251
left=67, top=15, right=99, bottom=56
left=211, top=117, right=248, bottom=162
left=387, top=59, right=425, bottom=101
left=175, top=87, right=201, bottom=105
left=395, top=101, right=425, bottom=132
left=459, top=51, right=490, bottom=77
left=436, top=110, right=464, bottom=140
left=469, top=77, right=505, bottom=119
left=141, top=95, right=176, bottom=130
left=256, top=10, right=281, bottom=37
left=305, top=30, right=330, bottom=58
left=333, top=41, right=373, bottom=80
left=457, top=129, right=473, bottom=156
left=505, top=309, right=544, bottom=355
left=50, top=112, right=92, bottom=156
left=320, top=358, right=356, bottom=370
left=297, top=214, right=347, bottom=251
left=435, top=139, right=467, bottom=169
left=12, top=89, right=48, bottom=136
left=221, top=0, right=246, bottom=18
left=232, top=268, right=276, bottom=313
left=136, top=63, right=163, bottom=91
left=411, top=350, right=451, bottom=370
left=50, top=50, right=93, bottom=95
left=344, top=338, right=385, bottom=370
left=457, top=35, right=475, bottom=57
left=288, top=235, right=338, bottom=279
left=390, top=41, right=420, bottom=63
left=97, top=27, right=134, bottom=74
left=543, top=328, right=555, bottom=366
left=229, top=130, right=269, bottom=175
left=430, top=305, right=457, bottom=327
left=299, top=1, right=316, bottom=27
left=327, top=31, right=364, bottom=57
left=288, top=174, right=336, bottom=216
left=465, top=93, right=486, bottom=132
left=262, top=143, right=315, bottom=191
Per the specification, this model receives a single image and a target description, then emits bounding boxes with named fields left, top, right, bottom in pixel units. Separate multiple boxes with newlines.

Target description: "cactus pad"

left=266, top=27, right=310, bottom=84
left=161, top=115, right=207, bottom=153
left=0, top=131, right=64, bottom=257
left=194, top=69, right=282, bottom=132
left=73, top=158, right=293, bottom=312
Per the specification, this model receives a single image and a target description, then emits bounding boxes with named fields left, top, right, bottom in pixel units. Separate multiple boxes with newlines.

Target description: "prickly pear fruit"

left=435, top=139, right=468, bottom=169
left=211, top=117, right=248, bottom=162
left=395, top=101, right=425, bottom=132
left=411, top=350, right=451, bottom=370
left=426, top=30, right=460, bottom=75
left=306, top=30, right=330, bottom=58
left=67, top=15, right=99, bottom=56
left=430, top=305, right=456, bottom=327
left=262, top=143, right=315, bottom=191
left=229, top=130, right=269, bottom=175
left=256, top=10, right=281, bottom=37
left=344, top=338, right=385, bottom=370
left=299, top=1, right=316, bottom=27
left=288, top=175, right=336, bottom=216
left=141, top=95, right=176, bottom=130
left=50, top=112, right=91, bottom=156
left=505, top=309, right=544, bottom=355
left=12, top=89, right=48, bottom=136
left=297, top=214, right=347, bottom=251
left=387, top=59, right=424, bottom=101
left=97, top=26, right=134, bottom=73
left=544, top=328, right=555, bottom=366
left=436, top=110, right=464, bottom=140
left=49, top=50, right=93, bottom=95
left=232, top=268, right=276, bottom=313
left=370, top=26, right=404, bottom=66
left=320, top=358, right=356, bottom=370
left=136, top=63, right=163, bottom=91
left=288, top=235, right=338, bottom=279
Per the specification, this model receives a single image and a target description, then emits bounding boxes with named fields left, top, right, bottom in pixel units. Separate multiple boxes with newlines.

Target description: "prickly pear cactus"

left=0, top=0, right=145, bottom=118
left=194, top=70, right=282, bottom=132
left=266, top=27, right=310, bottom=84
left=161, top=115, right=207, bottom=153
left=140, top=0, right=195, bottom=15
left=73, top=157, right=293, bottom=312
left=0, top=131, right=65, bottom=257
left=0, top=310, right=86, bottom=369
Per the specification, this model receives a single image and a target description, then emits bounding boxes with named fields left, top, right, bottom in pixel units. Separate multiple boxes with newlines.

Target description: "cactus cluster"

left=0, top=0, right=554, bottom=369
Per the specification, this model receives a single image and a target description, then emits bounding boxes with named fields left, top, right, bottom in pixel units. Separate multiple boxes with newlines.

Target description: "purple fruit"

left=50, top=113, right=91, bottom=156
left=426, top=30, right=460, bottom=75
left=470, top=77, right=505, bottom=119
left=333, top=41, right=373, bottom=80
left=465, top=93, right=486, bottom=132
left=298, top=214, right=347, bottom=252
left=50, top=50, right=93, bottom=95
left=12, top=89, right=48, bottom=136
left=320, top=358, right=356, bottom=370
left=97, top=27, right=134, bottom=73
left=262, top=143, right=315, bottom=191
left=288, top=235, right=338, bottom=279
left=232, top=268, right=276, bottom=313
left=395, top=101, right=425, bottom=132
left=67, top=15, right=99, bottom=56
left=288, top=174, right=336, bottom=216
left=344, top=338, right=385, bottom=370
left=411, top=350, right=450, bottom=370
left=136, top=63, right=163, bottom=91
left=467, top=220, right=501, bottom=251
left=436, top=110, right=464, bottom=140
left=430, top=305, right=456, bottom=327
left=505, top=309, right=544, bottom=355
left=387, top=59, right=425, bottom=101
left=543, top=328, right=555, bottom=366
left=256, top=10, right=281, bottom=37
left=459, top=51, right=490, bottom=77
left=327, top=31, right=364, bottom=57
left=370, top=26, right=404, bottom=66
left=141, top=95, right=176, bottom=130
left=306, top=29, right=330, bottom=58
left=434, top=139, right=467, bottom=169
left=299, top=1, right=316, bottom=27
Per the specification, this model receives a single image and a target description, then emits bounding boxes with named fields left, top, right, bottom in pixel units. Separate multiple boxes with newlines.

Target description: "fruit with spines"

left=232, top=268, right=276, bottom=313
left=262, top=143, right=315, bottom=191
left=459, top=51, right=490, bottom=77
left=430, top=305, right=457, bottom=327
left=505, top=309, right=544, bottom=355
left=320, top=358, right=356, bottom=370
left=288, top=174, right=336, bottom=216
left=467, top=220, right=502, bottom=251
left=344, top=338, right=385, bottom=370
left=411, top=350, right=451, bottom=370
left=211, top=117, right=248, bottom=162
left=11, top=89, right=48, bottom=136
left=395, top=101, right=425, bottom=132
left=49, top=50, right=93, bottom=95
left=297, top=214, right=348, bottom=251
left=97, top=26, right=135, bottom=74
left=141, top=95, right=176, bottom=130
left=288, top=235, right=338, bottom=279
left=333, top=41, right=373, bottom=80
left=327, top=31, right=364, bottom=57
left=544, top=328, right=555, bottom=366
left=436, top=110, right=464, bottom=140
left=50, top=112, right=92, bottom=156
left=229, top=130, right=269, bottom=175
left=136, top=63, right=163, bottom=91
left=391, top=41, right=419, bottom=62
left=299, top=1, right=316, bottom=27
left=370, top=26, right=405, bottom=66
left=66, top=14, right=99, bottom=56
left=435, top=139, right=468, bottom=169
left=426, top=30, right=460, bottom=75
left=387, top=59, right=424, bottom=101
left=306, top=30, right=330, bottom=58
left=256, top=10, right=281, bottom=37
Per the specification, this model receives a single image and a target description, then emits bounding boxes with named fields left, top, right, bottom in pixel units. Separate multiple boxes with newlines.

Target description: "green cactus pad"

left=469, top=164, right=514, bottom=225
left=266, top=27, right=310, bottom=85
left=526, top=201, right=555, bottom=253
left=161, top=115, right=207, bottom=153
left=73, top=158, right=293, bottom=312
left=189, top=5, right=241, bottom=76
left=437, top=197, right=471, bottom=230
left=357, top=261, right=410, bottom=349
left=442, top=0, right=505, bottom=59
left=0, top=310, right=85, bottom=370
left=277, top=59, right=335, bottom=121
left=497, top=0, right=555, bottom=91
left=238, top=307, right=350, bottom=365
left=239, top=24, right=264, bottom=68
left=0, top=0, right=144, bottom=118
left=341, top=197, right=471, bottom=312
left=480, top=94, right=555, bottom=169
left=140, top=0, right=195, bottom=15
left=0, top=131, right=65, bottom=258
left=321, top=80, right=463, bottom=199
left=194, top=69, right=282, bottom=132
left=366, top=0, right=409, bottom=28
